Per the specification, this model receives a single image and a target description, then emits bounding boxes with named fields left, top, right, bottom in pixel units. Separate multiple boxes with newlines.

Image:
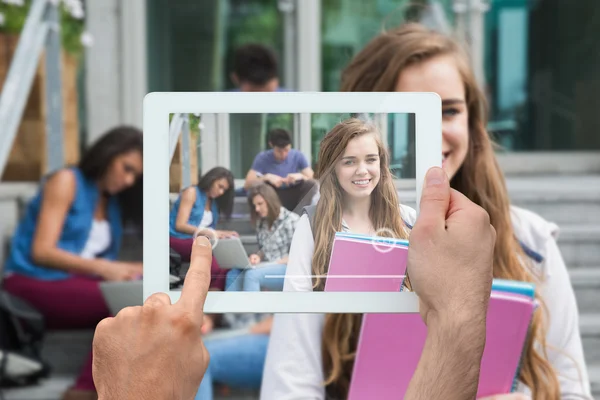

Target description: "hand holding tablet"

left=92, top=236, right=212, bottom=400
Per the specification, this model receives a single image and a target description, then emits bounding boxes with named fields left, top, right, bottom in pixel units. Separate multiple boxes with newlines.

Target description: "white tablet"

left=143, top=92, right=441, bottom=313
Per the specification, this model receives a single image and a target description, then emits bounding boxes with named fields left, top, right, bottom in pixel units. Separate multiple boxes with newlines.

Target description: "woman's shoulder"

left=399, top=203, right=417, bottom=228
left=510, top=205, right=560, bottom=268
left=42, top=168, right=78, bottom=196
left=282, top=207, right=301, bottom=221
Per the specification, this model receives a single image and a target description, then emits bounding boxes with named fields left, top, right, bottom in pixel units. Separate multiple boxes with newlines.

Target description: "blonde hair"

left=311, top=118, right=410, bottom=398
left=318, top=23, right=561, bottom=400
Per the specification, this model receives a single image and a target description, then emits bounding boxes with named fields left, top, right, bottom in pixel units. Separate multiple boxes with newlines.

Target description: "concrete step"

left=396, top=175, right=600, bottom=225
left=581, top=314, right=600, bottom=366
left=570, top=268, right=600, bottom=314
left=590, top=363, right=600, bottom=399
left=558, top=226, right=600, bottom=268
left=41, top=331, right=94, bottom=376
left=505, top=175, right=600, bottom=225
left=217, top=214, right=255, bottom=236
left=2, top=375, right=259, bottom=400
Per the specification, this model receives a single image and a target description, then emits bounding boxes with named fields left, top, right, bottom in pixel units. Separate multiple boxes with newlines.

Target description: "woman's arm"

left=261, top=215, right=327, bottom=400
left=174, top=187, right=200, bottom=235
left=30, top=170, right=126, bottom=278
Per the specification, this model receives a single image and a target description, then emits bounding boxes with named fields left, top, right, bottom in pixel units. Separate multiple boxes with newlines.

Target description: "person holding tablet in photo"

left=225, top=183, right=299, bottom=292
left=261, top=118, right=418, bottom=400
left=169, top=167, right=238, bottom=290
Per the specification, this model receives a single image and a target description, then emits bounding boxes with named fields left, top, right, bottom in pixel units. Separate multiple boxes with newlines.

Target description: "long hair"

left=311, top=118, right=410, bottom=398
left=78, top=126, right=143, bottom=230
left=334, top=23, right=561, bottom=400
left=247, top=183, right=282, bottom=228
left=197, top=167, right=235, bottom=219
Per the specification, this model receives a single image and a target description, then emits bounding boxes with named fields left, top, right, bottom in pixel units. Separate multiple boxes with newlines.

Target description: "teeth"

left=353, top=180, right=369, bottom=185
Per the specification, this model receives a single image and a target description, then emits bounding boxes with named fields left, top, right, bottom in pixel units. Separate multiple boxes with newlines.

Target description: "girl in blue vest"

left=2, top=126, right=143, bottom=400
left=169, top=166, right=238, bottom=290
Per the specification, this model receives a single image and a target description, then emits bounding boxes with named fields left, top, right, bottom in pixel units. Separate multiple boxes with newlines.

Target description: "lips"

left=352, top=179, right=371, bottom=187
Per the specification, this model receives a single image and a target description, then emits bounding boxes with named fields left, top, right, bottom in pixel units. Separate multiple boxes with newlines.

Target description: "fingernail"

left=195, top=236, right=210, bottom=246
left=425, top=167, right=445, bottom=187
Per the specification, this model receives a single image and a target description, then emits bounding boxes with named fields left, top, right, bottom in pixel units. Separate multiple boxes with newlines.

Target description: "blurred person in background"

left=2, top=126, right=144, bottom=400
left=230, top=43, right=288, bottom=92
left=169, top=166, right=238, bottom=291
left=244, top=128, right=317, bottom=214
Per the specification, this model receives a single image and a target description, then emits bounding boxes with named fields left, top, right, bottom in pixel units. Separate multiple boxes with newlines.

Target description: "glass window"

left=147, top=0, right=285, bottom=92
left=484, top=0, right=600, bottom=150
left=229, top=113, right=294, bottom=179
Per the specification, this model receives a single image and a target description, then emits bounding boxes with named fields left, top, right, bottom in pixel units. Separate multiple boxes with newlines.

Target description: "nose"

left=124, top=173, right=135, bottom=187
left=356, top=162, right=368, bottom=176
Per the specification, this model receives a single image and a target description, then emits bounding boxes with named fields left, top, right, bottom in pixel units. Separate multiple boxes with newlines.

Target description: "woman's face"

left=103, top=150, right=143, bottom=194
left=395, top=55, right=470, bottom=180
left=252, top=194, right=269, bottom=218
left=334, top=133, right=381, bottom=201
left=208, top=178, right=229, bottom=199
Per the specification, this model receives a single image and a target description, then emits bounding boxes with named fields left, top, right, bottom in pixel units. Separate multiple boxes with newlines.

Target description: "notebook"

left=347, top=281, right=536, bottom=400
left=324, top=232, right=409, bottom=292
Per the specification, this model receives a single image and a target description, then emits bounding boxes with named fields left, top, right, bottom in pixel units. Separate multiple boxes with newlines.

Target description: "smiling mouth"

left=352, top=179, right=371, bottom=186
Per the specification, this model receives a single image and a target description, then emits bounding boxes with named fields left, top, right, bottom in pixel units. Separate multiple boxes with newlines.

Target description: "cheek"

left=443, top=117, right=469, bottom=151
left=368, top=165, right=380, bottom=180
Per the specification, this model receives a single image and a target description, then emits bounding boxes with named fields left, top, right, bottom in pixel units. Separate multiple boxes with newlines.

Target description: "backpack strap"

left=302, top=205, right=317, bottom=237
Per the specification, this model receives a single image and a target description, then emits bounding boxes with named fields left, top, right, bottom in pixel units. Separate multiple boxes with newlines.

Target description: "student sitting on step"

left=2, top=126, right=144, bottom=400
left=169, top=167, right=239, bottom=291
left=243, top=128, right=318, bottom=214
left=225, top=183, right=299, bottom=292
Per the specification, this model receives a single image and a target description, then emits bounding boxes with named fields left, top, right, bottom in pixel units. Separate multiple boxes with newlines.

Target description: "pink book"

left=347, top=291, right=535, bottom=399
left=324, top=232, right=409, bottom=292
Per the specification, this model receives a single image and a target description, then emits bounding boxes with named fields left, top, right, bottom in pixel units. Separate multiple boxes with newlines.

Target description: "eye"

left=443, top=108, right=460, bottom=117
left=367, top=157, right=378, bottom=163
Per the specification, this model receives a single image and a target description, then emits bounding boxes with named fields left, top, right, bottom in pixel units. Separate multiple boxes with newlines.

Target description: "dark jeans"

left=3, top=273, right=110, bottom=391
left=271, top=179, right=318, bottom=215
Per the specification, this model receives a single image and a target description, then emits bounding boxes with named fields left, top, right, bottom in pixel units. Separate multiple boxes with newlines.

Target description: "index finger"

left=178, top=235, right=212, bottom=318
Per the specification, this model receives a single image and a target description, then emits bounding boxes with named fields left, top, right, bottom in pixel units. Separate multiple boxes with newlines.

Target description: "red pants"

left=3, top=273, right=110, bottom=391
left=169, top=236, right=228, bottom=291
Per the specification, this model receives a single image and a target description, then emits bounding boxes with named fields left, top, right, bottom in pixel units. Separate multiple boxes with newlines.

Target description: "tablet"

left=143, top=92, right=441, bottom=313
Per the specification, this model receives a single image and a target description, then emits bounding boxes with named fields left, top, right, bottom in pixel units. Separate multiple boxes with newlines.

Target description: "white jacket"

left=260, top=204, right=592, bottom=399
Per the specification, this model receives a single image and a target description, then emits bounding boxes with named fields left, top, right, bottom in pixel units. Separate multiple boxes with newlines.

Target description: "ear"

left=268, top=141, right=274, bottom=148
left=230, top=73, right=239, bottom=86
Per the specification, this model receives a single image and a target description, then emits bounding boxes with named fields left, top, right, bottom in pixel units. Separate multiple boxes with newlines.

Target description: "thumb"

left=416, top=167, right=450, bottom=232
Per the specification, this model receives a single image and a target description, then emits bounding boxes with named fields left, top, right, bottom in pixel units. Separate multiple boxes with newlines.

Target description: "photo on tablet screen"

left=144, top=92, right=441, bottom=314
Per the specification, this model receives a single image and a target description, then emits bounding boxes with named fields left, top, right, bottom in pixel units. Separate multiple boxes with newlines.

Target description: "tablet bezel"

left=143, top=92, right=441, bottom=313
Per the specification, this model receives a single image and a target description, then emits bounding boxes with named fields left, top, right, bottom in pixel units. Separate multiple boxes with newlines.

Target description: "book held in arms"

left=324, top=232, right=409, bottom=292
left=323, top=232, right=536, bottom=399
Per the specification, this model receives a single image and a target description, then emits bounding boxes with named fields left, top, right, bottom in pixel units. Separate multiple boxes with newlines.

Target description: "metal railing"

left=169, top=113, right=192, bottom=188
left=0, top=0, right=64, bottom=177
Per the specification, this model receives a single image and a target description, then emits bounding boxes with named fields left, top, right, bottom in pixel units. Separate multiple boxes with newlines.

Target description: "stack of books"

left=324, top=232, right=535, bottom=399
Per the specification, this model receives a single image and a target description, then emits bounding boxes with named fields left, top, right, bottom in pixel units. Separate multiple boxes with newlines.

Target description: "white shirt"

left=260, top=205, right=592, bottom=400
left=199, top=210, right=213, bottom=229
left=80, top=219, right=111, bottom=259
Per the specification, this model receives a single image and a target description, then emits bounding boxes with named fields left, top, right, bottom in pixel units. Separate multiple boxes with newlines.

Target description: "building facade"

left=84, top=0, right=600, bottom=180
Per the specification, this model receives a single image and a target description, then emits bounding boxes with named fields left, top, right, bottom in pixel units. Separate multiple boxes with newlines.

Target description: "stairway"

left=2, top=174, right=599, bottom=399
